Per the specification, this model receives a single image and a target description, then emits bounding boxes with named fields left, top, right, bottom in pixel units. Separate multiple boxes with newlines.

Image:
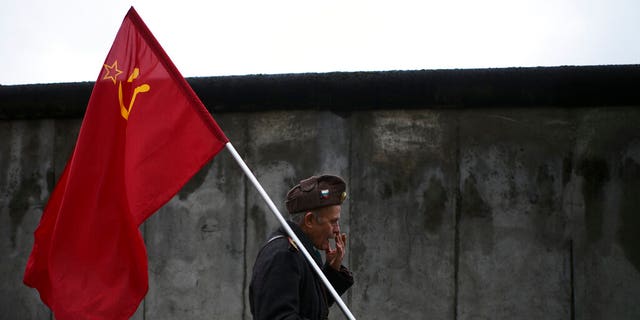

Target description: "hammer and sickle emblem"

left=118, top=68, right=150, bottom=120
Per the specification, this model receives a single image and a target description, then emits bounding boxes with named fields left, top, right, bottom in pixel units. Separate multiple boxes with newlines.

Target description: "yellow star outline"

left=103, top=60, right=123, bottom=85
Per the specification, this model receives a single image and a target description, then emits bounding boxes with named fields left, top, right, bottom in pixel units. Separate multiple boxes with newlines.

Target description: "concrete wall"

left=2, top=66, right=640, bottom=319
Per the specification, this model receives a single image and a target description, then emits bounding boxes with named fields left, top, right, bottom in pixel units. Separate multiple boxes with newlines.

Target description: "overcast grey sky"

left=1, top=0, right=639, bottom=85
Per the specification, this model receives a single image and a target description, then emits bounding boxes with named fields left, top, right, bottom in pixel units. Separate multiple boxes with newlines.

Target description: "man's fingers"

left=335, top=233, right=346, bottom=249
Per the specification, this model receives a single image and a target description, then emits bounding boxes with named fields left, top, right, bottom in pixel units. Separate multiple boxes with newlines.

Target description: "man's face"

left=306, top=205, right=341, bottom=251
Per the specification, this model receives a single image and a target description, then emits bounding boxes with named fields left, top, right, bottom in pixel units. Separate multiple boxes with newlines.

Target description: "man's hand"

left=326, top=233, right=347, bottom=271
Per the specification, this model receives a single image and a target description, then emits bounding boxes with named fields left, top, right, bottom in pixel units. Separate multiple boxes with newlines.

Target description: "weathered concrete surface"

left=1, top=120, right=54, bottom=319
left=457, top=109, right=575, bottom=319
left=571, top=108, right=640, bottom=320
left=2, top=67, right=640, bottom=320
left=350, top=111, right=457, bottom=318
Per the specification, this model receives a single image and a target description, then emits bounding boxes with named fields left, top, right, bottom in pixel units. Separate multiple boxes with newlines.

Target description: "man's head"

left=286, top=175, right=347, bottom=250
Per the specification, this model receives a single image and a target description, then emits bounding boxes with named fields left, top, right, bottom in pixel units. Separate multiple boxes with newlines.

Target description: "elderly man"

left=249, top=175, right=354, bottom=320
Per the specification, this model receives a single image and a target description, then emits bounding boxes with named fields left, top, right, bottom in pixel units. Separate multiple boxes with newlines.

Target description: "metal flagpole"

left=225, top=143, right=356, bottom=320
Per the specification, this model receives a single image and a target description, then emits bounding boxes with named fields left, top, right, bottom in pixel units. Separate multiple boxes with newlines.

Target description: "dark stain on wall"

left=379, top=176, right=416, bottom=201
left=46, top=166, right=55, bottom=198
left=178, top=160, right=213, bottom=200
left=530, top=164, right=567, bottom=246
left=256, top=140, right=317, bottom=178
left=576, top=158, right=609, bottom=243
left=461, top=174, right=494, bottom=254
left=0, top=127, right=9, bottom=227
left=529, top=164, right=556, bottom=210
left=461, top=174, right=492, bottom=220
left=7, top=124, right=46, bottom=249
left=9, top=172, right=41, bottom=248
left=618, top=157, right=640, bottom=272
left=422, top=176, right=447, bottom=233
left=250, top=204, right=268, bottom=243
left=562, top=153, right=573, bottom=187
left=379, top=183, right=393, bottom=199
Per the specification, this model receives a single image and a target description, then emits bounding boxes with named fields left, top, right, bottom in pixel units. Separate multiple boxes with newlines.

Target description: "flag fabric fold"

left=23, top=7, right=228, bottom=319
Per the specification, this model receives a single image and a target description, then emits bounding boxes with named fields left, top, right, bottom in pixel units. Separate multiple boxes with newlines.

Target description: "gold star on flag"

left=103, top=60, right=123, bottom=85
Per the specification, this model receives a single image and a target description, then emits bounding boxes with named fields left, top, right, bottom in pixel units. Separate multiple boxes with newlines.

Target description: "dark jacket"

left=249, top=222, right=354, bottom=320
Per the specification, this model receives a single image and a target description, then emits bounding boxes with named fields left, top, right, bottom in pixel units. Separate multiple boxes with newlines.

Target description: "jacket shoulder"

left=261, top=235, right=300, bottom=255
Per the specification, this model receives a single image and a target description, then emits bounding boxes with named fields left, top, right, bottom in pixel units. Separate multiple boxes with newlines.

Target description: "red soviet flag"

left=23, top=7, right=229, bottom=319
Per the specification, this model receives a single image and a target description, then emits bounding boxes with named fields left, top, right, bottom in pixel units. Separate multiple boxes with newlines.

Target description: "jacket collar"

left=278, top=221, right=323, bottom=265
